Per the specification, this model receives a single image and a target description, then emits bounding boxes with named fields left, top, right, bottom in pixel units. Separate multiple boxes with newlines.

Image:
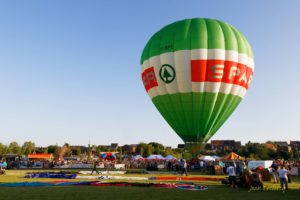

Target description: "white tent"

left=131, top=155, right=144, bottom=161
left=164, top=155, right=178, bottom=161
left=198, top=155, right=215, bottom=161
left=146, top=155, right=165, bottom=160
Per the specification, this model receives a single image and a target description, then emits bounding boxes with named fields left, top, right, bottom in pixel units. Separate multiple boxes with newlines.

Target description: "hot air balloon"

left=141, top=18, right=254, bottom=144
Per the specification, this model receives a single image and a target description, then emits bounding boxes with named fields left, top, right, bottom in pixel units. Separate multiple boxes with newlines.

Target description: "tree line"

left=0, top=141, right=299, bottom=161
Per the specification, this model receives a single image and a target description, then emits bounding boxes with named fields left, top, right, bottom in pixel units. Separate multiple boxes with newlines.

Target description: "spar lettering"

left=142, top=67, right=158, bottom=92
left=191, top=60, right=253, bottom=89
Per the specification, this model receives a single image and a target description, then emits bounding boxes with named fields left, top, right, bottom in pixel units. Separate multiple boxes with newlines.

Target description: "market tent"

left=164, top=155, right=178, bottom=161
left=28, top=154, right=53, bottom=160
left=146, top=155, right=165, bottom=160
left=131, top=155, right=144, bottom=161
left=220, top=152, right=243, bottom=161
left=212, top=155, right=220, bottom=160
left=198, top=155, right=215, bottom=161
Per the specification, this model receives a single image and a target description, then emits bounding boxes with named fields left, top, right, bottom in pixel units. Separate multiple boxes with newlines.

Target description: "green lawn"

left=0, top=170, right=299, bottom=200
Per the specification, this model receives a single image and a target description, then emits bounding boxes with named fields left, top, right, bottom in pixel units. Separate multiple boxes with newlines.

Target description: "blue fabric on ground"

left=0, top=182, right=53, bottom=187
left=0, top=181, right=95, bottom=187
left=75, top=181, right=98, bottom=185
left=53, top=182, right=81, bottom=186
left=25, top=172, right=76, bottom=179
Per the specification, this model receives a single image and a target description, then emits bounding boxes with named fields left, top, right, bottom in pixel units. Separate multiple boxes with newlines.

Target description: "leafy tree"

left=188, top=143, right=204, bottom=157
left=98, top=145, right=109, bottom=152
left=162, top=149, right=173, bottom=157
left=47, top=145, right=57, bottom=154
left=118, top=147, right=123, bottom=160
left=139, top=147, right=144, bottom=157
left=22, top=141, right=35, bottom=155
left=60, top=143, right=71, bottom=158
left=71, top=148, right=81, bottom=156
left=267, top=149, right=278, bottom=160
left=54, top=146, right=61, bottom=158
left=43, top=147, right=48, bottom=154
left=144, top=145, right=153, bottom=157
left=136, top=143, right=148, bottom=155
left=8, top=141, right=22, bottom=154
left=182, top=152, right=192, bottom=160
left=277, top=150, right=292, bottom=160
left=148, top=142, right=164, bottom=150
left=293, top=148, right=300, bottom=160
left=47, top=145, right=61, bottom=158
left=242, top=142, right=269, bottom=160
left=0, top=143, right=8, bottom=155
left=148, top=142, right=166, bottom=155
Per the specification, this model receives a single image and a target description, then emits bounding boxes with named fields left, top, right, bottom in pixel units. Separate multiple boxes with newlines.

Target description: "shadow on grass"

left=0, top=183, right=299, bottom=200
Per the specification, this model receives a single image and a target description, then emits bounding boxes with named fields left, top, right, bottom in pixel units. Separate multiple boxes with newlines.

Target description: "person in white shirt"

left=277, top=165, right=289, bottom=190
left=180, top=159, right=188, bottom=176
left=226, top=163, right=236, bottom=188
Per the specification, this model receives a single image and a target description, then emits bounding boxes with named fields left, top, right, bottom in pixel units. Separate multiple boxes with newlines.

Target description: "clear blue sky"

left=0, top=0, right=299, bottom=147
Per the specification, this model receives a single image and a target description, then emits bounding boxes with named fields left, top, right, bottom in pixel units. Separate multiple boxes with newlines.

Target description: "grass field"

left=0, top=170, right=299, bottom=200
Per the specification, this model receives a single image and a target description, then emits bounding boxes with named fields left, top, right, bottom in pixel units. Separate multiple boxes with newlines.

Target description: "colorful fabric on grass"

left=0, top=181, right=208, bottom=190
left=175, top=185, right=208, bottom=191
left=149, top=176, right=224, bottom=181
left=25, top=172, right=77, bottom=179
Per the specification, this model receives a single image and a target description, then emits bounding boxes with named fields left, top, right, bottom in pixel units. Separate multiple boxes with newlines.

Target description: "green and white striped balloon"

left=141, top=18, right=254, bottom=143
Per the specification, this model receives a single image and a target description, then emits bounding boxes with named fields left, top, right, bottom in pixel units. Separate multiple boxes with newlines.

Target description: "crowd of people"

left=0, top=155, right=298, bottom=190
left=269, top=160, right=292, bottom=190
left=223, top=160, right=292, bottom=190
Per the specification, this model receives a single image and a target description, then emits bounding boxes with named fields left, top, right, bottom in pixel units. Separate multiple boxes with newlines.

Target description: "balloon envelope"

left=141, top=18, right=254, bottom=143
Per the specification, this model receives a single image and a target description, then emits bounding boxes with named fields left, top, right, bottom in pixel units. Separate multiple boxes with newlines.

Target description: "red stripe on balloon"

left=191, top=60, right=253, bottom=89
left=142, top=67, right=158, bottom=92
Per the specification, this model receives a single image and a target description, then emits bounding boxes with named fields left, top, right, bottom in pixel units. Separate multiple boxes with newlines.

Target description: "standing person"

left=199, top=160, right=204, bottom=172
left=2, top=160, right=7, bottom=169
left=226, top=163, right=237, bottom=188
left=167, top=161, right=172, bottom=171
left=0, top=160, right=6, bottom=175
left=180, top=159, right=188, bottom=176
left=270, top=161, right=279, bottom=183
left=286, top=164, right=292, bottom=183
left=278, top=165, right=289, bottom=190
left=91, top=160, right=99, bottom=175
left=0, top=160, right=2, bottom=175
left=269, top=167, right=277, bottom=183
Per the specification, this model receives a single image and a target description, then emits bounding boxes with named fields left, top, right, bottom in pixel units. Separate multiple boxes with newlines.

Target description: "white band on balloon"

left=141, top=49, right=254, bottom=71
left=141, top=49, right=253, bottom=99
left=147, top=82, right=247, bottom=99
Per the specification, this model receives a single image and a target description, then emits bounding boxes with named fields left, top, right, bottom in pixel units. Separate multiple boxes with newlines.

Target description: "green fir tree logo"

left=159, top=64, right=175, bottom=84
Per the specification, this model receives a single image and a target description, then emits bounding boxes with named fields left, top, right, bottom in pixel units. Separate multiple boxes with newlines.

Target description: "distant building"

left=0, top=154, right=19, bottom=162
left=110, top=143, right=119, bottom=151
left=264, top=142, right=277, bottom=151
left=122, top=144, right=137, bottom=154
left=210, top=140, right=241, bottom=151
left=274, top=141, right=290, bottom=152
left=98, top=145, right=110, bottom=151
left=69, top=146, right=88, bottom=154
left=290, top=141, right=300, bottom=151
left=165, top=146, right=172, bottom=150
left=204, top=143, right=212, bottom=150
left=34, top=147, right=48, bottom=153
